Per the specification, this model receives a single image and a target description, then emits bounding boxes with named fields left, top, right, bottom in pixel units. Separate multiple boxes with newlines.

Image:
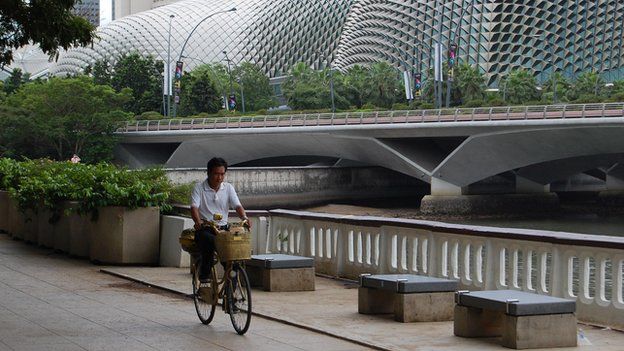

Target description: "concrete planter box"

left=21, top=209, right=38, bottom=244
left=54, top=201, right=88, bottom=255
left=159, top=215, right=193, bottom=267
left=0, top=190, right=8, bottom=233
left=37, top=208, right=55, bottom=248
left=7, top=196, right=22, bottom=239
left=89, top=206, right=160, bottom=265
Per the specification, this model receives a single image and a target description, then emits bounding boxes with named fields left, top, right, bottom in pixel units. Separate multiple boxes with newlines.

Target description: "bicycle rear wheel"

left=192, top=260, right=217, bottom=324
left=227, top=264, right=252, bottom=334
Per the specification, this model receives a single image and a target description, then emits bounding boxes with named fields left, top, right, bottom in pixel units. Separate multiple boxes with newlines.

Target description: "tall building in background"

left=112, top=0, right=181, bottom=20
left=53, top=0, right=624, bottom=87
left=72, top=0, right=100, bottom=27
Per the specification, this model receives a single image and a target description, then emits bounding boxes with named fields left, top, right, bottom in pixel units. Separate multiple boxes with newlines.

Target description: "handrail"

left=116, top=102, right=624, bottom=133
left=260, top=209, right=624, bottom=329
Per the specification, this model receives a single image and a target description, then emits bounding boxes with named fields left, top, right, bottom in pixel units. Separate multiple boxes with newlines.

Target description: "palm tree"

left=454, top=63, right=486, bottom=104
left=368, top=62, right=400, bottom=108
left=504, top=69, right=540, bottom=104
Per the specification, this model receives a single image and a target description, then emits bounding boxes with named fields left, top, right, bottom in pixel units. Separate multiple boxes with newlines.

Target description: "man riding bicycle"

left=190, top=157, right=251, bottom=283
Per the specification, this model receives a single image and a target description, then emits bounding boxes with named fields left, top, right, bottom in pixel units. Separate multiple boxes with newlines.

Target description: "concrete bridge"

left=116, top=102, right=624, bottom=211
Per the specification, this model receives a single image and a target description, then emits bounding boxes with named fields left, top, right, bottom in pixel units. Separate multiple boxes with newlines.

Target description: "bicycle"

left=190, top=221, right=252, bottom=335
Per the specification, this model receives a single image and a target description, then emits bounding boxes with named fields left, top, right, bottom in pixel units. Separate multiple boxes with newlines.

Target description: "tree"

left=110, top=53, right=164, bottom=114
left=178, top=65, right=222, bottom=116
left=88, top=53, right=164, bottom=115
left=3, top=68, right=26, bottom=94
left=231, top=62, right=275, bottom=111
left=542, top=72, right=570, bottom=103
left=5, top=76, right=132, bottom=162
left=454, top=63, right=486, bottom=104
left=0, top=105, right=39, bottom=159
left=282, top=62, right=350, bottom=110
left=367, top=62, right=401, bottom=108
left=503, top=69, right=540, bottom=104
left=567, top=71, right=605, bottom=102
left=342, top=65, right=370, bottom=108
left=0, top=1, right=95, bottom=66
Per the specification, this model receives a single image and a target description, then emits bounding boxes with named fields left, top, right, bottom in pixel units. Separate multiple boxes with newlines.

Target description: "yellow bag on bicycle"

left=216, top=225, right=251, bottom=261
left=179, top=228, right=199, bottom=254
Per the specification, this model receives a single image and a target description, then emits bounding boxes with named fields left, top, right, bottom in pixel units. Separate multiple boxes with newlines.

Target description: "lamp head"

left=229, top=7, right=237, bottom=12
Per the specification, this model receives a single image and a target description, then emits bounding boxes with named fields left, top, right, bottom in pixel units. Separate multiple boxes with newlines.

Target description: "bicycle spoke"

left=228, top=265, right=252, bottom=334
left=192, top=260, right=217, bottom=325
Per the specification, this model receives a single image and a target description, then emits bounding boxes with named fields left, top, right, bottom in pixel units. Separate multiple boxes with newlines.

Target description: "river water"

left=450, top=214, right=624, bottom=237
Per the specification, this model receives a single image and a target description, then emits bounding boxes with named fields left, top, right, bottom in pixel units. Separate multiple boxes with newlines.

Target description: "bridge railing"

left=118, top=102, right=624, bottom=132
left=255, top=209, right=624, bottom=329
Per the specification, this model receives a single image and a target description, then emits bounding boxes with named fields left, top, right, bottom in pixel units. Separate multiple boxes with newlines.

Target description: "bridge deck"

left=104, top=265, right=624, bottom=350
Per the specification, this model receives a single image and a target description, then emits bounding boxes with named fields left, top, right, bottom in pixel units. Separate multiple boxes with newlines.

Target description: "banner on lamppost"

left=175, top=61, right=184, bottom=80
left=403, top=71, right=413, bottom=100
left=413, top=72, right=422, bottom=97
left=434, top=42, right=443, bottom=81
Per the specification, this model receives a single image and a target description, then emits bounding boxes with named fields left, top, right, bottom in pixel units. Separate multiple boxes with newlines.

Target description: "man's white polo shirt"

left=190, top=180, right=241, bottom=226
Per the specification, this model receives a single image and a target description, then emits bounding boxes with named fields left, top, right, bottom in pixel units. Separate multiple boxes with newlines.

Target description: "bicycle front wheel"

left=227, top=264, right=252, bottom=334
left=192, top=260, right=217, bottom=325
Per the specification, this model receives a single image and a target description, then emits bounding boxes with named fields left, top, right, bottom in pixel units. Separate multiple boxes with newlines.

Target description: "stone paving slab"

left=101, top=265, right=624, bottom=351
left=0, top=234, right=373, bottom=351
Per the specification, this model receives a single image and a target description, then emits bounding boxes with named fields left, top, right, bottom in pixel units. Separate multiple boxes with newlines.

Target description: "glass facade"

left=51, top=0, right=624, bottom=87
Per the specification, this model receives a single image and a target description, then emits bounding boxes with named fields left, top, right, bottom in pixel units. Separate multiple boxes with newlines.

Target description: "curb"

left=100, top=269, right=391, bottom=351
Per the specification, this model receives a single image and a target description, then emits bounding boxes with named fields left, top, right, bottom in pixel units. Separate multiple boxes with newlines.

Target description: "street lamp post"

left=318, top=53, right=335, bottom=113
left=238, top=77, right=246, bottom=113
left=165, top=14, right=174, bottom=117
left=223, top=50, right=234, bottom=110
left=173, top=7, right=237, bottom=117
left=447, top=0, right=475, bottom=108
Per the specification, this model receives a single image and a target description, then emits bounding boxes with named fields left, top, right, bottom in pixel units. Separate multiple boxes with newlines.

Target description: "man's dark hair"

left=207, top=157, right=228, bottom=173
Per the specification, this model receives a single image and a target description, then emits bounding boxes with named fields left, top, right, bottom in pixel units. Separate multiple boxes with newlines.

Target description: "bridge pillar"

left=430, top=177, right=465, bottom=196
left=599, top=165, right=624, bottom=212
left=421, top=177, right=559, bottom=216
left=515, top=176, right=550, bottom=194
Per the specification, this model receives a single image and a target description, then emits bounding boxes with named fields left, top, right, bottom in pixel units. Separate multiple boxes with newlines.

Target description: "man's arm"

left=235, top=205, right=251, bottom=229
left=191, top=206, right=202, bottom=231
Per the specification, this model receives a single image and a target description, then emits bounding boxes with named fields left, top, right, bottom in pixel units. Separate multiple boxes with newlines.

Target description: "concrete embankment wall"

left=166, top=167, right=428, bottom=209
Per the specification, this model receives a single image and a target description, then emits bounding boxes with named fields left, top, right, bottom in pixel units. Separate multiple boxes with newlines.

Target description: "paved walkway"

left=100, top=265, right=624, bottom=350
left=3, top=233, right=624, bottom=350
left=0, top=233, right=371, bottom=351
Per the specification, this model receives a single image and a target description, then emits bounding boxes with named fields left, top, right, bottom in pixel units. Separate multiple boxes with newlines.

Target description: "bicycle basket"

left=215, top=226, right=251, bottom=261
left=179, top=228, right=199, bottom=254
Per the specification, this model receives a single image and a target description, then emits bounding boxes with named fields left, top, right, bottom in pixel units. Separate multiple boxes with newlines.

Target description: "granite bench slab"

left=247, top=254, right=314, bottom=269
left=246, top=254, right=315, bottom=291
left=454, top=290, right=578, bottom=349
left=455, top=289, right=576, bottom=316
left=358, top=274, right=458, bottom=322
left=360, top=274, right=458, bottom=293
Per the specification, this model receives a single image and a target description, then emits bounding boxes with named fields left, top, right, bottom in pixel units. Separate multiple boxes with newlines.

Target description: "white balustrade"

left=255, top=209, right=624, bottom=329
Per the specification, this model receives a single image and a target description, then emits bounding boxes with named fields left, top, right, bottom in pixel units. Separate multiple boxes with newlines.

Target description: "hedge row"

left=0, top=158, right=171, bottom=221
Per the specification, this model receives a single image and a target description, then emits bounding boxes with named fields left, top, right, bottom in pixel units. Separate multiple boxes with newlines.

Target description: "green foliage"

left=5, top=76, right=132, bottom=162
left=391, top=103, right=409, bottom=110
left=110, top=53, right=164, bottom=114
left=1, top=158, right=172, bottom=220
left=367, top=62, right=402, bottom=108
left=168, top=183, right=194, bottom=205
left=283, top=62, right=351, bottom=110
left=3, top=68, right=28, bottom=94
left=232, top=62, right=276, bottom=111
left=0, top=1, right=95, bottom=66
left=137, top=111, right=165, bottom=120
left=0, top=105, right=40, bottom=159
left=178, top=64, right=223, bottom=116
left=567, top=71, right=605, bottom=102
left=454, top=63, right=486, bottom=103
left=542, top=72, right=570, bottom=103
left=503, top=69, right=541, bottom=104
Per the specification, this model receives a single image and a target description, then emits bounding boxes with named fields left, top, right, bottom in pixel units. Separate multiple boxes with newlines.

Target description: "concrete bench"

left=358, top=274, right=458, bottom=322
left=454, top=290, right=577, bottom=349
left=246, top=254, right=315, bottom=291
